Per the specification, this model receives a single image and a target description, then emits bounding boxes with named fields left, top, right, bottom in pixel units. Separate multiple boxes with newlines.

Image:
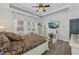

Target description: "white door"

left=58, top=19, right=69, bottom=42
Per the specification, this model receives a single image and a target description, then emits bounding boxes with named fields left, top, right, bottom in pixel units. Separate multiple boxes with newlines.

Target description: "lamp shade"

left=0, top=25, right=5, bottom=29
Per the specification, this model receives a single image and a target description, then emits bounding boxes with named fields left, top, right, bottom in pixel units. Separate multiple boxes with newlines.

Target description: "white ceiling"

left=13, top=3, right=69, bottom=17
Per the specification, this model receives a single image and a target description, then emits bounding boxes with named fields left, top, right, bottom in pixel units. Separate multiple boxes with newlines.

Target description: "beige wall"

left=0, top=4, right=13, bottom=32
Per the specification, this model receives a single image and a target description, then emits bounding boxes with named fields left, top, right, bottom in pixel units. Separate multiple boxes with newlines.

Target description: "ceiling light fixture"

left=32, top=3, right=50, bottom=12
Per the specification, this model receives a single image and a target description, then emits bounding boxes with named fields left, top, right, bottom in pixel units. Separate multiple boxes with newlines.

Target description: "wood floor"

left=43, top=40, right=71, bottom=55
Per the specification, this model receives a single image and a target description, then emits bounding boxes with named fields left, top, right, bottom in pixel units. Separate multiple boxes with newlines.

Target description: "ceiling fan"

left=32, top=3, right=50, bottom=12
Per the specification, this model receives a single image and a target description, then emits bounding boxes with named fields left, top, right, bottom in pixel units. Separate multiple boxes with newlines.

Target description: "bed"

left=0, top=31, right=49, bottom=55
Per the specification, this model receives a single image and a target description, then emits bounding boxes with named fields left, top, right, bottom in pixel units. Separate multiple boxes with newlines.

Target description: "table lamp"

left=0, top=25, right=5, bottom=32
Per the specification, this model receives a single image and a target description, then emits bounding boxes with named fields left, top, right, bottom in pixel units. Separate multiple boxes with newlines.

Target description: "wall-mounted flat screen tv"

left=48, top=20, right=59, bottom=29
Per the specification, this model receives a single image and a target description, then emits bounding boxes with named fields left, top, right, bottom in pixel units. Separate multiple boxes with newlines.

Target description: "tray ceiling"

left=11, top=3, right=69, bottom=17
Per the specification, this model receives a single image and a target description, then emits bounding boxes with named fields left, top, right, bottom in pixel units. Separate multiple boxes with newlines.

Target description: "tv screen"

left=48, top=20, right=59, bottom=29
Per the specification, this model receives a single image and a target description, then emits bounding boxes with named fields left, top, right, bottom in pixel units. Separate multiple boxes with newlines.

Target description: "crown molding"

left=10, top=4, right=42, bottom=17
left=41, top=5, right=69, bottom=17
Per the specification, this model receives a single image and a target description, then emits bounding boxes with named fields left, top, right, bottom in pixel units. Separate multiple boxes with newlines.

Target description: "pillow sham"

left=1, top=31, right=22, bottom=41
left=0, top=33, right=10, bottom=52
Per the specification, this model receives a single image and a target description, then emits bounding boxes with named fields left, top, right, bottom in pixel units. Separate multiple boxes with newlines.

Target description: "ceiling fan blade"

left=43, top=9, right=46, bottom=12
left=44, top=5, right=50, bottom=7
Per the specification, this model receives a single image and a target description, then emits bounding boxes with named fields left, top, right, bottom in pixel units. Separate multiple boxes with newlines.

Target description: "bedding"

left=0, top=32, right=47, bottom=55
left=10, top=41, right=24, bottom=54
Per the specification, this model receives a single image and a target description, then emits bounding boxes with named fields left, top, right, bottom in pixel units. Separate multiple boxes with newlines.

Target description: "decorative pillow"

left=2, top=31, right=22, bottom=41
left=0, top=33, right=10, bottom=52
left=18, top=34, right=24, bottom=40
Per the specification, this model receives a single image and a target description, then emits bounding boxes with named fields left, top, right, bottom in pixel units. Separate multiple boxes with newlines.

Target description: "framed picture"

left=16, top=20, right=24, bottom=32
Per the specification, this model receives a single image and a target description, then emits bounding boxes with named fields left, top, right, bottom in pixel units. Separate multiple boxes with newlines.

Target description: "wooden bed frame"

left=23, top=41, right=49, bottom=55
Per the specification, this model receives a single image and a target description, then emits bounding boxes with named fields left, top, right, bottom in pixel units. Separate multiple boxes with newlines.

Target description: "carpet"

left=43, top=40, right=71, bottom=55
